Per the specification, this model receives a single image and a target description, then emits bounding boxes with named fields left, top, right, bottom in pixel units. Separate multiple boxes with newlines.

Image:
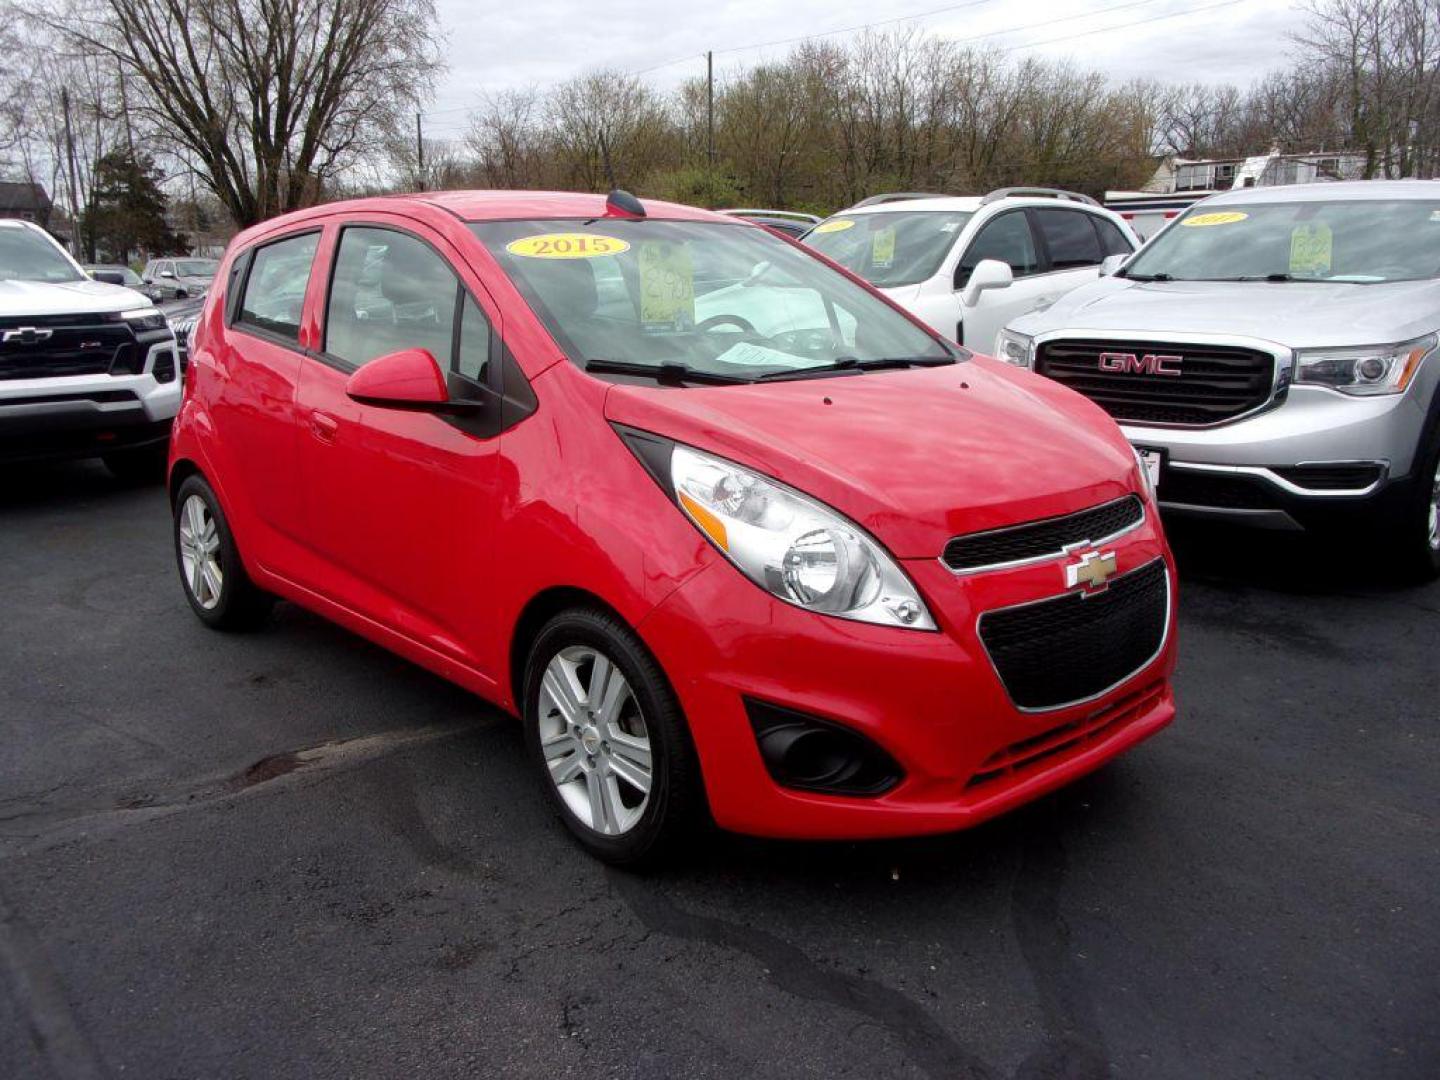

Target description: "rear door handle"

left=309, top=411, right=339, bottom=442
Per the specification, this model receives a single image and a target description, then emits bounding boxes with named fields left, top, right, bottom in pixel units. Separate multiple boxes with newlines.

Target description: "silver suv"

left=998, top=181, right=1440, bottom=578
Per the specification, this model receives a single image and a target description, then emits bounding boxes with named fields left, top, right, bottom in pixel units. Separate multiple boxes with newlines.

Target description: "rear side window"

left=1093, top=216, right=1134, bottom=257
left=325, top=227, right=458, bottom=369
left=1033, top=209, right=1103, bottom=270
left=237, top=233, right=320, bottom=341
left=957, top=212, right=1038, bottom=286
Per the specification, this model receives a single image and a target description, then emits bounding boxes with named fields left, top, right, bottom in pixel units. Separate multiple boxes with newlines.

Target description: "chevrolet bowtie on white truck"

left=998, top=180, right=1440, bottom=579
left=0, top=220, right=180, bottom=478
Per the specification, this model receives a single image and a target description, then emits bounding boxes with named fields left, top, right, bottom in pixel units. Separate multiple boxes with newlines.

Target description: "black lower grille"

left=1036, top=339, right=1275, bottom=426
left=944, top=495, right=1143, bottom=571
left=1272, top=463, right=1384, bottom=491
left=978, top=559, right=1169, bottom=710
left=1160, top=469, right=1282, bottom=510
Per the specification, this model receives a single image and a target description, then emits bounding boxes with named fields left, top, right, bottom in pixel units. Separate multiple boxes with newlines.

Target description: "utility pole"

left=61, top=89, right=83, bottom=260
left=118, top=61, right=135, bottom=158
left=416, top=113, right=425, bottom=191
left=706, top=51, right=715, bottom=171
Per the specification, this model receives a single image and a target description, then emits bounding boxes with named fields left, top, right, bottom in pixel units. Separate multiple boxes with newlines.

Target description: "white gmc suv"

left=0, top=220, right=179, bottom=478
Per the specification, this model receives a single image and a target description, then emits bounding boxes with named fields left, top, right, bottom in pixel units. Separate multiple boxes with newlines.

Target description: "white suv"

left=0, top=220, right=180, bottom=477
left=803, top=188, right=1140, bottom=354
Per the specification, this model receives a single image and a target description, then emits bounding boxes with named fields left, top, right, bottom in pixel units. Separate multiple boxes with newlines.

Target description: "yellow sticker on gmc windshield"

left=505, top=234, right=630, bottom=258
left=1289, top=222, right=1333, bottom=275
left=1182, top=211, right=1248, bottom=228
left=813, top=218, right=856, bottom=234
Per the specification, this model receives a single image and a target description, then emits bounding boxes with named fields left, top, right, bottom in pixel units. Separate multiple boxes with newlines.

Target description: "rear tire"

left=173, top=475, right=274, bottom=630
left=104, top=442, right=169, bottom=483
left=522, top=608, right=704, bottom=867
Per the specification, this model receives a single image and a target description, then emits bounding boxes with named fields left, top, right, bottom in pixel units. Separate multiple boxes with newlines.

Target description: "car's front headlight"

left=994, top=328, right=1035, bottom=368
left=1294, top=335, right=1434, bottom=396
left=630, top=436, right=936, bottom=630
left=120, top=307, right=168, bottom=333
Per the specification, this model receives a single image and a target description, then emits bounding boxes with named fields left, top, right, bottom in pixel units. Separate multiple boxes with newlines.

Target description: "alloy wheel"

left=537, top=646, right=653, bottom=836
left=1429, top=455, right=1440, bottom=552
left=178, top=494, right=224, bottom=610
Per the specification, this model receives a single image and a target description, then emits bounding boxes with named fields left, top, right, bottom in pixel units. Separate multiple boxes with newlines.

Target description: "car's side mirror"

left=91, top=270, right=125, bottom=286
left=960, top=259, right=1013, bottom=307
left=345, top=348, right=450, bottom=409
left=1099, top=254, right=1128, bottom=277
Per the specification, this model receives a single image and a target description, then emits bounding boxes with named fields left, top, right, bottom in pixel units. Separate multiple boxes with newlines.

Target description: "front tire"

left=522, top=608, right=704, bottom=867
left=173, top=475, right=274, bottom=629
left=1386, top=433, right=1440, bottom=582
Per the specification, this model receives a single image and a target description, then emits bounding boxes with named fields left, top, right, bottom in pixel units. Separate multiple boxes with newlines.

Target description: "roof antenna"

left=599, top=129, right=646, bottom=219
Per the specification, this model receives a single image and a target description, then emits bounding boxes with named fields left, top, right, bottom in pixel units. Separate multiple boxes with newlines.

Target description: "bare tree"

left=27, top=0, right=442, bottom=226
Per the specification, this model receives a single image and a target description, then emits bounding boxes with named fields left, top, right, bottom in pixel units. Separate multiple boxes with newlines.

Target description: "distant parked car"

left=804, top=189, right=1139, bottom=355
left=1000, top=180, right=1440, bottom=578
left=717, top=209, right=821, bottom=238
left=141, top=256, right=218, bottom=300
left=84, top=263, right=164, bottom=303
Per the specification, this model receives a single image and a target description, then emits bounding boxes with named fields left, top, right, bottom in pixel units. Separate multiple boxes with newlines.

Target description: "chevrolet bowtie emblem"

left=1065, top=549, right=1118, bottom=592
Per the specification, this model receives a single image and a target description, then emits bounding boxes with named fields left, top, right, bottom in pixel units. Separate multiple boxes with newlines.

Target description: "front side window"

left=1094, top=217, right=1134, bottom=257
left=1034, top=209, right=1103, bottom=270
left=237, top=232, right=320, bottom=341
left=803, top=211, right=973, bottom=288
left=0, top=227, right=83, bottom=284
left=473, top=219, right=952, bottom=382
left=957, top=212, right=1038, bottom=286
left=1124, top=199, right=1440, bottom=283
left=325, top=227, right=459, bottom=368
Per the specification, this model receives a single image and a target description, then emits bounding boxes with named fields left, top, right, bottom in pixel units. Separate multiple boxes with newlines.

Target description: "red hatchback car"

left=169, top=190, right=1177, bottom=864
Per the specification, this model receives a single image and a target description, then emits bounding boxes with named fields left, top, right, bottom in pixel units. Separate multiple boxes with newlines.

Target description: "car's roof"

left=836, top=196, right=982, bottom=215
left=341, top=190, right=736, bottom=224
left=1203, top=179, right=1440, bottom=205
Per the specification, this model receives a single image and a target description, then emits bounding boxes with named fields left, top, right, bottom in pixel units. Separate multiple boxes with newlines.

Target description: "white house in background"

left=1105, top=150, right=1369, bottom=239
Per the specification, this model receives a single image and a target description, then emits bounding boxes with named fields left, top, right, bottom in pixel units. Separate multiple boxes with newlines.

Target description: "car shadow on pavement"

left=0, top=459, right=164, bottom=511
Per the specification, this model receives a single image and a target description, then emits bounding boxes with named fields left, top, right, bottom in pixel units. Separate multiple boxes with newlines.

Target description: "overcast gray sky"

left=422, top=0, right=1307, bottom=138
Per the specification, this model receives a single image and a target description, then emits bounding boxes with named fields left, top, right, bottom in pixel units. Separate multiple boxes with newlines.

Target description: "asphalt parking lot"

left=0, top=462, right=1436, bottom=1080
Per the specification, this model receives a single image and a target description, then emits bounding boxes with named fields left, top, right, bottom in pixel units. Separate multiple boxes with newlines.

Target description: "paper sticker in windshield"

left=1182, top=211, right=1248, bottom=228
left=871, top=226, right=896, bottom=269
left=1289, top=222, right=1333, bottom=276
left=505, top=233, right=630, bottom=258
left=638, top=241, right=695, bottom=328
left=813, top=219, right=855, bottom=234
left=715, top=341, right=827, bottom=370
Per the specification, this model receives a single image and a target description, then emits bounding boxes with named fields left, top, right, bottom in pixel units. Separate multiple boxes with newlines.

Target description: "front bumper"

left=637, top=514, right=1176, bottom=840
left=1123, top=384, right=1432, bottom=531
left=0, top=346, right=181, bottom=464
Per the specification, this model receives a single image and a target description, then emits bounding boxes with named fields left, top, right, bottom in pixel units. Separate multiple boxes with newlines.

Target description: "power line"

left=943, top=0, right=1167, bottom=46
left=712, top=0, right=1001, bottom=57
left=1004, top=0, right=1248, bottom=51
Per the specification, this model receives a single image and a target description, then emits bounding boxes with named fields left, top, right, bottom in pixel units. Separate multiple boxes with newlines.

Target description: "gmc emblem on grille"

left=1098, top=351, right=1182, bottom=376
left=2, top=327, right=54, bottom=345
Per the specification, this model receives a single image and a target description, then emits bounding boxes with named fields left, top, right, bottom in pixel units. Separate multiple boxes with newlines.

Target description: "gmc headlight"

left=994, top=328, right=1034, bottom=367
left=641, top=439, right=936, bottom=630
left=1294, top=335, right=1434, bottom=396
left=120, top=307, right=168, bottom=333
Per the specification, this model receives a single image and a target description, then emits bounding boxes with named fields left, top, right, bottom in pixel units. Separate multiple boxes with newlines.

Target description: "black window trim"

left=317, top=221, right=502, bottom=397
left=229, top=227, right=324, bottom=352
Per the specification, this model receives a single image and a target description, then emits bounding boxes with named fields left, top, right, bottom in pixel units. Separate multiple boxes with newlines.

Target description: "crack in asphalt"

left=1010, top=827, right=1111, bottom=1080
left=0, top=723, right=475, bottom=859
left=608, top=870, right=998, bottom=1080
left=0, top=884, right=109, bottom=1080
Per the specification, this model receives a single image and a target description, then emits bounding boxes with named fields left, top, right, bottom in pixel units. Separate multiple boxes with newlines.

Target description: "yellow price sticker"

left=1289, top=223, right=1333, bottom=276
left=871, top=226, right=896, bottom=268
left=505, top=233, right=630, bottom=258
left=638, top=241, right=695, bottom=327
left=813, top=218, right=856, bottom=234
left=1181, top=211, right=1248, bottom=228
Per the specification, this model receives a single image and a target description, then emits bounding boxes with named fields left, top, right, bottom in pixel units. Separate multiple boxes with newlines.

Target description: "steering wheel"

left=696, top=314, right=758, bottom=334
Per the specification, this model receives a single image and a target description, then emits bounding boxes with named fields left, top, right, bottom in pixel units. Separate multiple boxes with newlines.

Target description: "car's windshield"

left=174, top=259, right=218, bottom=279
left=0, top=228, right=83, bottom=284
left=804, top=211, right=973, bottom=288
left=1124, top=199, right=1440, bottom=284
left=473, top=219, right=953, bottom=382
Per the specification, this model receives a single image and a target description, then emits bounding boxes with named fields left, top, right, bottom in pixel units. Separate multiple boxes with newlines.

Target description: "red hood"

left=602, top=356, right=1139, bottom=558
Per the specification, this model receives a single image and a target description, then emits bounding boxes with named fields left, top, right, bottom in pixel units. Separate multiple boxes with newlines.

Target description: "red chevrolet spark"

left=169, top=189, right=1177, bottom=864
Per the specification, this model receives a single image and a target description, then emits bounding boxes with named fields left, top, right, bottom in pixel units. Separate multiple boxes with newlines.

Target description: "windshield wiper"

left=757, top=354, right=957, bottom=380
left=584, top=358, right=752, bottom=385
left=1123, top=272, right=1174, bottom=282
